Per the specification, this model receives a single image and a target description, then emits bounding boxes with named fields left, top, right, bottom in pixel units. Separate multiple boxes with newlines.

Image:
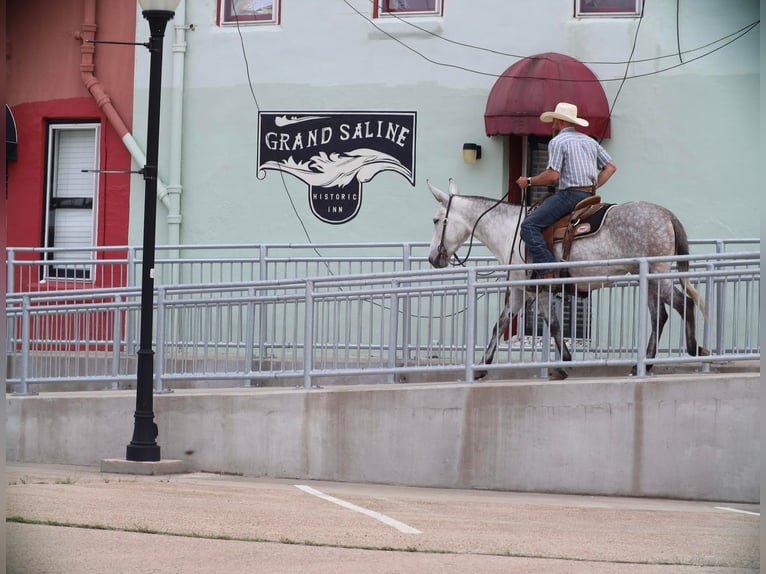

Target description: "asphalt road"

left=5, top=463, right=761, bottom=573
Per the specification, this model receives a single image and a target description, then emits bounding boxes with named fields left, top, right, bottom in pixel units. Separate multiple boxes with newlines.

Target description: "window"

left=44, top=123, right=100, bottom=280
left=576, top=0, right=642, bottom=17
left=374, top=0, right=443, bottom=18
left=523, top=135, right=591, bottom=339
left=526, top=136, right=553, bottom=207
left=220, top=0, right=281, bottom=25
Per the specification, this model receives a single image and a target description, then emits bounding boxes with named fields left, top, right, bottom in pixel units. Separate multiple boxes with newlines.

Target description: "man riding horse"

left=516, top=102, right=617, bottom=284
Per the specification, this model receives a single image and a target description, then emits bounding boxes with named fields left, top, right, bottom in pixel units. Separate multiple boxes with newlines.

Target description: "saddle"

left=540, top=195, right=614, bottom=273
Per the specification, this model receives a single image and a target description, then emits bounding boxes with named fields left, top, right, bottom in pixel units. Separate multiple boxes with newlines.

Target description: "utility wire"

left=343, top=0, right=758, bottom=83
left=362, top=0, right=753, bottom=67
left=231, top=1, right=321, bottom=254
left=232, top=4, right=261, bottom=110
left=676, top=0, right=684, bottom=63
left=597, top=0, right=645, bottom=143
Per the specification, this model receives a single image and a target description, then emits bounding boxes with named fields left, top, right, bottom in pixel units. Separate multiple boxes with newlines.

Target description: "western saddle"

left=540, top=195, right=613, bottom=274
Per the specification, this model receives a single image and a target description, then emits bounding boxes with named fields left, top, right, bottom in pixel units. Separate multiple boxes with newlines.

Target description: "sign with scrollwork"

left=257, top=111, right=417, bottom=224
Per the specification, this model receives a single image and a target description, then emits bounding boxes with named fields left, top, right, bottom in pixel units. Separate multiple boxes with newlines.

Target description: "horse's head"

left=427, top=179, right=471, bottom=268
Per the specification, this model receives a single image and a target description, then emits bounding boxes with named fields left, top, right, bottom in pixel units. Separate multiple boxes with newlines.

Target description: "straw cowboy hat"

left=539, top=102, right=589, bottom=127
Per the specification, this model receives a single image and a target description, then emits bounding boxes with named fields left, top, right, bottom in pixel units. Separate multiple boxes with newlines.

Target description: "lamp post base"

left=126, top=443, right=162, bottom=462
left=101, top=458, right=186, bottom=476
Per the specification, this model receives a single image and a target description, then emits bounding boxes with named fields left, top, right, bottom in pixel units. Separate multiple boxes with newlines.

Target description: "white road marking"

left=295, top=485, right=422, bottom=534
left=714, top=506, right=760, bottom=516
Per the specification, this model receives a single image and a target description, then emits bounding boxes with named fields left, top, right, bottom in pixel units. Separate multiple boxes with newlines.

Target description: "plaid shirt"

left=547, top=127, right=612, bottom=191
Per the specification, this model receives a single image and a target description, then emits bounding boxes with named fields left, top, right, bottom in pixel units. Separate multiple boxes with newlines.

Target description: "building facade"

left=6, top=0, right=138, bottom=290
left=6, top=0, right=761, bottom=287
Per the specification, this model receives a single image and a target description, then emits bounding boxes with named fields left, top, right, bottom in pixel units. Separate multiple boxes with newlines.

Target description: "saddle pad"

left=547, top=203, right=614, bottom=246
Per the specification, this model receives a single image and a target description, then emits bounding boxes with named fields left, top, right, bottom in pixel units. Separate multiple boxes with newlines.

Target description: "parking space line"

left=714, top=506, right=760, bottom=516
left=295, top=485, right=422, bottom=534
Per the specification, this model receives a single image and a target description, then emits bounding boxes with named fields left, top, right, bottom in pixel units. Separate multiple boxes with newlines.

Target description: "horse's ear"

left=448, top=178, right=459, bottom=196
left=427, top=179, right=450, bottom=205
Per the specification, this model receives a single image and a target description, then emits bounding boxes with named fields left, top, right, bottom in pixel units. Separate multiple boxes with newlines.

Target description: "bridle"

left=435, top=193, right=458, bottom=265
left=436, top=191, right=515, bottom=267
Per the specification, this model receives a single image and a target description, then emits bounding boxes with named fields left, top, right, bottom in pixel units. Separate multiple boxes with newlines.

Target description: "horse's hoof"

left=475, top=370, right=488, bottom=380
left=630, top=364, right=653, bottom=376
left=698, top=346, right=711, bottom=357
left=549, top=368, right=568, bottom=381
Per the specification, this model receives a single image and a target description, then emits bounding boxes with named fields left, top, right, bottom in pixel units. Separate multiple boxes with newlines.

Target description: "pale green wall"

left=130, top=0, right=760, bottom=246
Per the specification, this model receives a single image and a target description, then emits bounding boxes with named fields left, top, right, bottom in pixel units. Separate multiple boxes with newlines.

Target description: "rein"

left=439, top=191, right=524, bottom=267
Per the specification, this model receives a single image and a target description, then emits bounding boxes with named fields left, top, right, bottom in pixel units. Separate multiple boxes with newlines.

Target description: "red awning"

left=484, top=52, right=611, bottom=139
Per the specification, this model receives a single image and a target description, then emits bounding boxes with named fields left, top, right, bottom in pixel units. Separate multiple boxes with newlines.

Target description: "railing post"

left=713, top=239, right=728, bottom=356
left=401, top=243, right=412, bottom=361
left=126, top=247, right=137, bottom=354
left=15, top=295, right=37, bottom=396
left=635, top=259, right=649, bottom=377
left=700, top=262, right=715, bottom=373
left=387, top=279, right=400, bottom=383
left=7, top=249, right=15, bottom=295
left=540, top=307, right=551, bottom=380
left=154, top=286, right=170, bottom=394
left=258, top=245, right=268, bottom=371
left=303, top=279, right=314, bottom=389
left=6, top=252, right=14, bottom=353
left=127, top=246, right=137, bottom=288
left=244, top=286, right=256, bottom=387
left=111, top=294, right=123, bottom=390
left=464, top=269, right=476, bottom=382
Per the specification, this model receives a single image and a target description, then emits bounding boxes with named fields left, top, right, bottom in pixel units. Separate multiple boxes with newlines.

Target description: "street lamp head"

left=140, top=0, right=180, bottom=38
left=138, top=0, right=181, bottom=12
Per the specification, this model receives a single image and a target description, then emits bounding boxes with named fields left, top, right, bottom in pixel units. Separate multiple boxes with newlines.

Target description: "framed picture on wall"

left=220, top=0, right=280, bottom=25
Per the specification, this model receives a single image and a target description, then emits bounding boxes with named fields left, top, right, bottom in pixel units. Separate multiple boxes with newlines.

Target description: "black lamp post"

left=126, top=0, right=181, bottom=462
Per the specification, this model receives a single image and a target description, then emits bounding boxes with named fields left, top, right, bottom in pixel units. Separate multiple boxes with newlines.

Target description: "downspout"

left=77, top=0, right=171, bottom=212
left=165, top=0, right=187, bottom=254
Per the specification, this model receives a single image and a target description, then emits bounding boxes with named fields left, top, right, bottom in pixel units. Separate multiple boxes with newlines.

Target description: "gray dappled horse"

left=427, top=179, right=708, bottom=380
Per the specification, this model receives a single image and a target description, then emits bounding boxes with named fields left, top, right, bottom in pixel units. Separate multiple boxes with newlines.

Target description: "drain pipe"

left=77, top=0, right=171, bottom=211
left=164, top=0, right=187, bottom=254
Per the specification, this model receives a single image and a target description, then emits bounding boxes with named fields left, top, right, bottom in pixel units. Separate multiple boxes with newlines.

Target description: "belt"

left=569, top=186, right=595, bottom=193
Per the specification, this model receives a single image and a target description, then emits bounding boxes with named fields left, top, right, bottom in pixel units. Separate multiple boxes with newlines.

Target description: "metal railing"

left=7, top=239, right=758, bottom=295
left=6, top=246, right=760, bottom=393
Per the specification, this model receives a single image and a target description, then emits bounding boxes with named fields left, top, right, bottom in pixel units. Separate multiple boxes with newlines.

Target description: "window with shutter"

left=374, top=0, right=443, bottom=17
left=44, top=123, right=99, bottom=281
left=527, top=136, right=552, bottom=206
left=576, top=0, right=642, bottom=17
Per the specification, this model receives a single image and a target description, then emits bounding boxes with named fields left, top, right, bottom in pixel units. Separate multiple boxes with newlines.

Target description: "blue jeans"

left=520, top=189, right=591, bottom=276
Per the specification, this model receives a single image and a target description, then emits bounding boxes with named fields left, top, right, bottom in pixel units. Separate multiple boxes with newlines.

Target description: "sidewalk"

left=6, top=463, right=760, bottom=573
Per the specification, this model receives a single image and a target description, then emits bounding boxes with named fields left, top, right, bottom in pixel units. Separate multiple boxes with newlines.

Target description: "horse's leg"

left=669, top=286, right=710, bottom=357
left=477, top=287, right=524, bottom=379
left=632, top=280, right=666, bottom=376
left=476, top=304, right=510, bottom=379
left=536, top=290, right=570, bottom=380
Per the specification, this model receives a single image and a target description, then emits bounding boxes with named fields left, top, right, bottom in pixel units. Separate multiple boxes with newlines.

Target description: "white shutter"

left=53, top=130, right=96, bottom=200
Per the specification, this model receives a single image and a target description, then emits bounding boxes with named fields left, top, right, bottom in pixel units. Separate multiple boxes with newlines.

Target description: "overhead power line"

left=344, top=0, right=759, bottom=83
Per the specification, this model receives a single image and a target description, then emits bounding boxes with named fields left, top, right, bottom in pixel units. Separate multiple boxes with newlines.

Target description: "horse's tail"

left=671, top=213, right=707, bottom=317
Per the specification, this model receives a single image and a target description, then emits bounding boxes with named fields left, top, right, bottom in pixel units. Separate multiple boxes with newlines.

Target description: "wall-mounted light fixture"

left=462, top=143, right=482, bottom=164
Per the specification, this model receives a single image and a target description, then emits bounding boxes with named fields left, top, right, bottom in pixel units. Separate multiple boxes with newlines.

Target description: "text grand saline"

left=265, top=120, right=411, bottom=152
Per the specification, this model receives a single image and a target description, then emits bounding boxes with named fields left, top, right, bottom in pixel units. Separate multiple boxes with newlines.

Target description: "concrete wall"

left=6, top=373, right=759, bottom=502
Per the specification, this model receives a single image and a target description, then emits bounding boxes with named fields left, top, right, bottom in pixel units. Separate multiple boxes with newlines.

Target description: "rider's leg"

left=521, top=190, right=588, bottom=276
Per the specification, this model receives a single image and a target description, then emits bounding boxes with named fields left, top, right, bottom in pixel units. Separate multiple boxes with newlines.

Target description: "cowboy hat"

left=539, top=102, right=589, bottom=127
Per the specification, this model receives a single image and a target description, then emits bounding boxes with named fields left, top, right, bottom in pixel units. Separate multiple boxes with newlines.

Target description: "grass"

left=55, top=477, right=78, bottom=485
